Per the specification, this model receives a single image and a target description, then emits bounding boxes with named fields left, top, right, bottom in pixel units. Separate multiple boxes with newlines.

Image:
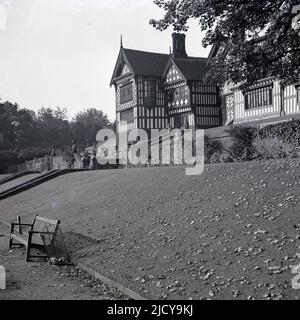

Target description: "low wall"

left=52, top=156, right=69, bottom=170
left=52, top=155, right=82, bottom=170
left=25, top=157, right=48, bottom=172
left=25, top=155, right=82, bottom=172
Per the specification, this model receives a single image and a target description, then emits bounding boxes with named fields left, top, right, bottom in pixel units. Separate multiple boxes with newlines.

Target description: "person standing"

left=81, top=152, right=89, bottom=169
left=71, top=140, right=77, bottom=154
left=70, top=140, right=77, bottom=169
left=89, top=152, right=96, bottom=170
left=49, top=145, right=56, bottom=170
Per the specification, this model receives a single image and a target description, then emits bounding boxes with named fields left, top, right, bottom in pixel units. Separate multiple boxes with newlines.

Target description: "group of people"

left=80, top=151, right=97, bottom=170
left=72, top=139, right=97, bottom=170
left=49, top=140, right=97, bottom=170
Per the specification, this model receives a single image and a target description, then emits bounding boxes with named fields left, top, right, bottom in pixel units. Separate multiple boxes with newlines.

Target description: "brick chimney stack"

left=172, top=33, right=187, bottom=59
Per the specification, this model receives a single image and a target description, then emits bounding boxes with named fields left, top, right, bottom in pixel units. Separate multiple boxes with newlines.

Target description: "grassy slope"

left=0, top=161, right=300, bottom=300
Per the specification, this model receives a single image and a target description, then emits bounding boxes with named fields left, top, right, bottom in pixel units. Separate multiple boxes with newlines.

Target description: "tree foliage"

left=0, top=101, right=19, bottom=148
left=36, top=107, right=70, bottom=148
left=150, top=0, right=300, bottom=86
left=0, top=102, right=112, bottom=172
left=72, top=108, right=111, bottom=146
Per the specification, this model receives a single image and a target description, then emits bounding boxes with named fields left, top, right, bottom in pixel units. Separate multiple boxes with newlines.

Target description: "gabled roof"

left=110, top=47, right=169, bottom=86
left=110, top=49, right=134, bottom=86
left=173, top=57, right=207, bottom=81
left=163, top=56, right=207, bottom=83
left=110, top=46, right=208, bottom=86
left=123, top=49, right=169, bottom=77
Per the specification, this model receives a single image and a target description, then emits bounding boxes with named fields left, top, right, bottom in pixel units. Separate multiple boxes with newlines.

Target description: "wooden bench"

left=9, top=215, right=60, bottom=262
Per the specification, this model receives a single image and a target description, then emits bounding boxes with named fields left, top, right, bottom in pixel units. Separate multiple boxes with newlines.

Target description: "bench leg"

left=17, top=216, right=22, bottom=235
left=25, top=233, right=33, bottom=262
left=8, top=236, right=13, bottom=249
left=8, top=223, right=14, bottom=249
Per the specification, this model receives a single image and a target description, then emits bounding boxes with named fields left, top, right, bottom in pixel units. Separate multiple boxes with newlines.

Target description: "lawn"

left=0, top=160, right=300, bottom=299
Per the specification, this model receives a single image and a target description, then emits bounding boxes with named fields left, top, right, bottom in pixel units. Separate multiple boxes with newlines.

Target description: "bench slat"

left=35, top=216, right=60, bottom=226
left=12, top=232, right=44, bottom=246
left=11, top=233, right=27, bottom=245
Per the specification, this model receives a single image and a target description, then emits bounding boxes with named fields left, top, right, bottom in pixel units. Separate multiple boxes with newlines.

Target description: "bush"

left=18, top=147, right=50, bottom=161
left=257, top=120, right=300, bottom=146
left=227, top=126, right=257, bottom=161
left=219, top=150, right=234, bottom=163
left=205, top=136, right=232, bottom=163
left=205, top=137, right=224, bottom=163
left=0, top=150, right=22, bottom=173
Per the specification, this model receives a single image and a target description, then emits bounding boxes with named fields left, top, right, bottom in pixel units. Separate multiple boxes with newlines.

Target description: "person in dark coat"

left=49, top=145, right=56, bottom=170
left=81, top=152, right=90, bottom=169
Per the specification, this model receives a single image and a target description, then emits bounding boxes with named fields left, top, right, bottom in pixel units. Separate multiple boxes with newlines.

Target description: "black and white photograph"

left=0, top=0, right=300, bottom=311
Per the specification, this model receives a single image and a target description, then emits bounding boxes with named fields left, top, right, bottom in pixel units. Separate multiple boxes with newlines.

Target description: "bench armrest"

left=11, top=223, right=33, bottom=227
left=10, top=222, right=33, bottom=234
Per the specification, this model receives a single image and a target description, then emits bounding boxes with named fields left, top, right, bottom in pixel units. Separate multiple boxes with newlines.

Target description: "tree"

left=36, top=107, right=70, bottom=148
left=150, top=0, right=300, bottom=87
left=0, top=101, right=19, bottom=149
left=72, top=108, right=112, bottom=146
left=14, top=108, right=38, bottom=148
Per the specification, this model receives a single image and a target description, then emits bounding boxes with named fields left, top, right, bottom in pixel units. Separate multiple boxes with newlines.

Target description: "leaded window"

left=120, top=108, right=134, bottom=124
left=297, top=87, right=300, bottom=103
left=120, top=82, right=133, bottom=104
left=144, top=80, right=156, bottom=106
left=245, top=85, right=273, bottom=110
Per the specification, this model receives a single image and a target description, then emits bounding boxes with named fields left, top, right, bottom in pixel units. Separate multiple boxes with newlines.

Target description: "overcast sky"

left=0, top=0, right=211, bottom=121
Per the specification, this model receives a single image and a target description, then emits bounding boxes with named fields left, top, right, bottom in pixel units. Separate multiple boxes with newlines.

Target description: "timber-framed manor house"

left=110, top=33, right=300, bottom=132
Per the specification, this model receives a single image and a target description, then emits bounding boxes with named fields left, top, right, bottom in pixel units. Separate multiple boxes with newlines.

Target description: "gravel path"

left=0, top=160, right=300, bottom=300
left=0, top=174, right=41, bottom=194
left=0, top=174, right=12, bottom=181
left=0, top=224, right=128, bottom=300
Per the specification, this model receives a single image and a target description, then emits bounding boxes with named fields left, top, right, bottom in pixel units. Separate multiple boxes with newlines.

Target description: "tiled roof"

left=173, top=57, right=207, bottom=81
left=111, top=47, right=208, bottom=85
left=123, top=48, right=169, bottom=77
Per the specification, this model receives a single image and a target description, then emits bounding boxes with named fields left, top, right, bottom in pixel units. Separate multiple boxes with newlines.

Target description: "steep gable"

left=121, top=64, right=130, bottom=76
left=110, top=48, right=134, bottom=86
left=163, top=57, right=208, bottom=86
left=110, top=47, right=169, bottom=86
left=164, top=61, right=186, bottom=85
